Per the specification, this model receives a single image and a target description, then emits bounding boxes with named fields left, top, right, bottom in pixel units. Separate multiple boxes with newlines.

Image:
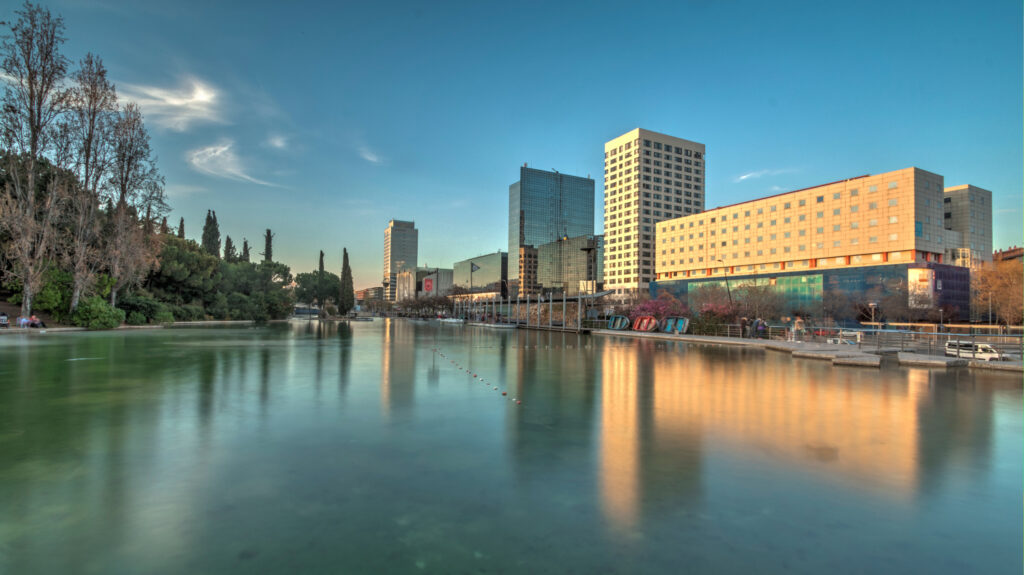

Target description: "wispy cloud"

left=265, top=135, right=288, bottom=150
left=186, top=140, right=275, bottom=186
left=733, top=168, right=798, bottom=183
left=120, top=77, right=222, bottom=132
left=358, top=144, right=382, bottom=164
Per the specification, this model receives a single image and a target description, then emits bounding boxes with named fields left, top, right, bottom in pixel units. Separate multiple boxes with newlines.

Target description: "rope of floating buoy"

left=435, top=348, right=522, bottom=407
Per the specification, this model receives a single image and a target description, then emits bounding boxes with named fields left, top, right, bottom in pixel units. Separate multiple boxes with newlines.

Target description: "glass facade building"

left=650, top=263, right=970, bottom=323
left=508, top=167, right=595, bottom=283
left=536, top=235, right=604, bottom=296
left=453, top=252, right=508, bottom=296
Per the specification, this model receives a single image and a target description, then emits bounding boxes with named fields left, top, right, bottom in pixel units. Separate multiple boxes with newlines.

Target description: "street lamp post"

left=716, top=259, right=733, bottom=306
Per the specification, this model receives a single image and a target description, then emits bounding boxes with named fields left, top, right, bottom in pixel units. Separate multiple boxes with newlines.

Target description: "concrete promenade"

left=590, top=329, right=1024, bottom=373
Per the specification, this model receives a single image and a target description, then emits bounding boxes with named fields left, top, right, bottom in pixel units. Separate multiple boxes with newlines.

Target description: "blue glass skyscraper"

left=508, top=166, right=595, bottom=285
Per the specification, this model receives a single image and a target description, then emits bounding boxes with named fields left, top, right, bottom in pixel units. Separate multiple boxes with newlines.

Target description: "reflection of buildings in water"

left=598, top=339, right=704, bottom=533
left=594, top=338, right=1003, bottom=532
left=506, top=330, right=598, bottom=484
left=380, top=319, right=416, bottom=415
left=912, top=368, right=996, bottom=495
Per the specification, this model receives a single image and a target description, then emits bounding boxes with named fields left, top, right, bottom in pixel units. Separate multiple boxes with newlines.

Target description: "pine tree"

left=339, top=247, right=355, bottom=316
left=177, top=217, right=185, bottom=239
left=261, top=229, right=274, bottom=263
left=240, top=239, right=250, bottom=263
left=160, top=216, right=169, bottom=234
left=224, top=236, right=237, bottom=262
left=201, top=210, right=221, bottom=258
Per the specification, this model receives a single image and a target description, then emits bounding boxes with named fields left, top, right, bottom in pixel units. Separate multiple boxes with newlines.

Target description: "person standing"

left=793, top=315, right=805, bottom=342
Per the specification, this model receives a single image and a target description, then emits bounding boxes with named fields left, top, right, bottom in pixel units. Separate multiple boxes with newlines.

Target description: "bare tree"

left=734, top=283, right=785, bottom=321
left=104, top=102, right=165, bottom=306
left=0, top=2, right=70, bottom=317
left=64, top=52, right=116, bottom=313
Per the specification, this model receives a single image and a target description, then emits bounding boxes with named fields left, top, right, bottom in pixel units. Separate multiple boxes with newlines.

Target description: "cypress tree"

left=160, top=216, right=169, bottom=234
left=339, top=247, right=355, bottom=316
left=177, top=217, right=185, bottom=239
left=202, top=210, right=221, bottom=258
left=240, top=239, right=251, bottom=263
left=261, top=229, right=274, bottom=263
left=224, top=236, right=237, bottom=262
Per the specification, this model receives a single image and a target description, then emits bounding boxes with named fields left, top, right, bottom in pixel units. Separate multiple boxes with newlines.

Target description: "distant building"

left=517, top=246, right=539, bottom=297
left=603, top=128, right=706, bottom=297
left=356, top=286, right=384, bottom=302
left=383, top=220, right=418, bottom=301
left=942, top=184, right=993, bottom=268
left=395, top=267, right=452, bottom=301
left=535, top=234, right=604, bottom=296
left=993, top=246, right=1023, bottom=262
left=508, top=166, right=594, bottom=287
left=651, top=167, right=973, bottom=321
left=453, top=251, right=508, bottom=296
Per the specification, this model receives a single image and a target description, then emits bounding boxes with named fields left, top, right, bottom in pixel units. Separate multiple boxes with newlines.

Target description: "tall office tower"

left=508, top=165, right=595, bottom=294
left=603, top=128, right=706, bottom=297
left=943, top=185, right=993, bottom=268
left=383, top=219, right=418, bottom=301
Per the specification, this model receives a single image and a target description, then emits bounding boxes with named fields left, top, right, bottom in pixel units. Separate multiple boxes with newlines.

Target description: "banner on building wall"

left=424, top=278, right=434, bottom=293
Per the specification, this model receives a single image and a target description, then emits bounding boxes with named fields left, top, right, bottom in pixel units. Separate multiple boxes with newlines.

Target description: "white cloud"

left=186, top=140, right=275, bottom=186
left=358, top=145, right=382, bottom=164
left=733, top=168, right=798, bottom=183
left=120, top=77, right=222, bottom=132
left=265, top=135, right=288, bottom=150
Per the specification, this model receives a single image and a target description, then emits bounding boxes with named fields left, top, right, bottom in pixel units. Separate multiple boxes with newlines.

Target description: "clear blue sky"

left=48, top=0, right=1023, bottom=289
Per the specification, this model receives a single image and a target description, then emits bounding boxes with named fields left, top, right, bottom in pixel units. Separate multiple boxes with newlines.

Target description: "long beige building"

left=654, top=167, right=949, bottom=280
left=603, top=128, right=706, bottom=297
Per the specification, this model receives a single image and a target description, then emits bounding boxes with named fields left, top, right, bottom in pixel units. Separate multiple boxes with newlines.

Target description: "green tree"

left=177, top=216, right=184, bottom=238
left=240, top=238, right=250, bottom=262
left=295, top=270, right=339, bottom=308
left=201, top=209, right=220, bottom=257
left=339, top=247, right=354, bottom=316
left=261, top=228, right=273, bottom=262
left=223, top=235, right=237, bottom=263
left=159, top=216, right=169, bottom=234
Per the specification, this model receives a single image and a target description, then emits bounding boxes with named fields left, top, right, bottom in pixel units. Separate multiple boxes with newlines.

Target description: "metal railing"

left=591, top=318, right=1024, bottom=360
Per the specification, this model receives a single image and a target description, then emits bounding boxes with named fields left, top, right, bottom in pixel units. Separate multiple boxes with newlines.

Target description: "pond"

left=0, top=320, right=1020, bottom=574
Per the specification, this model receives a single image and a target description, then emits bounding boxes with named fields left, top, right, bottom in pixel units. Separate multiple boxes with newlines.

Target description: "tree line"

left=0, top=2, right=296, bottom=327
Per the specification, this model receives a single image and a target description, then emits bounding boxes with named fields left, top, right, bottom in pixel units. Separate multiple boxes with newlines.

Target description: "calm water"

left=0, top=320, right=1020, bottom=574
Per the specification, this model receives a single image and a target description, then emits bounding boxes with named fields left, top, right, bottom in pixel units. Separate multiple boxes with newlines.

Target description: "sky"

left=38, top=0, right=1024, bottom=289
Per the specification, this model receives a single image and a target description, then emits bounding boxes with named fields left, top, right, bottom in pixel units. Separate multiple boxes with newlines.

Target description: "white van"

left=944, top=340, right=1003, bottom=361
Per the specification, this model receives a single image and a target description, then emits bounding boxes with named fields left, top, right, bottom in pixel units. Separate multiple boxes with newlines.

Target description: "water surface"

left=0, top=321, right=1020, bottom=574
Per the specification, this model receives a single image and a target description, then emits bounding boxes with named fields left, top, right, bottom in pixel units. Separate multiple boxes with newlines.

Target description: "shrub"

left=126, top=311, right=147, bottom=326
left=153, top=308, right=175, bottom=325
left=118, top=293, right=165, bottom=322
left=171, top=304, right=205, bottom=321
left=73, top=296, right=125, bottom=330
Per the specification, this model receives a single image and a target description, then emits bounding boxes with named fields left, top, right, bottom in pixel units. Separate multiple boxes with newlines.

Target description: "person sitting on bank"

left=28, top=315, right=45, bottom=328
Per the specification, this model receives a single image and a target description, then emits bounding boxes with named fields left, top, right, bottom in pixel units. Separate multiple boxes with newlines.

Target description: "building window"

left=888, top=199, right=898, bottom=206
left=816, top=196, right=824, bottom=203
left=888, top=216, right=898, bottom=223
left=888, top=182, right=897, bottom=189
left=833, top=192, right=841, bottom=200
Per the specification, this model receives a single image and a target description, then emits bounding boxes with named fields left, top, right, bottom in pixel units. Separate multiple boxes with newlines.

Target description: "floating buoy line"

left=431, top=348, right=522, bottom=406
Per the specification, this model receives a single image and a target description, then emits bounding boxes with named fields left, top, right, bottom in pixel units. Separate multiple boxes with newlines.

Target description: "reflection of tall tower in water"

left=599, top=338, right=704, bottom=533
left=380, top=319, right=417, bottom=415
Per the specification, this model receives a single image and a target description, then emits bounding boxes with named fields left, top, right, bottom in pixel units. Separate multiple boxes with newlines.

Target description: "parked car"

left=944, top=340, right=1004, bottom=361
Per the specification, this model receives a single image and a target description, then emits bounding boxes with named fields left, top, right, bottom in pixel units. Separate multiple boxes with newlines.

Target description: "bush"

left=171, top=304, right=205, bottom=321
left=126, top=311, right=147, bottom=326
left=153, top=308, right=175, bottom=325
left=73, top=296, right=125, bottom=330
left=118, top=293, right=166, bottom=322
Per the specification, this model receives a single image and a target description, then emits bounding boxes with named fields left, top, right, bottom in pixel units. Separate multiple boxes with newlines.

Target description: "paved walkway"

left=590, top=329, right=1023, bottom=372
